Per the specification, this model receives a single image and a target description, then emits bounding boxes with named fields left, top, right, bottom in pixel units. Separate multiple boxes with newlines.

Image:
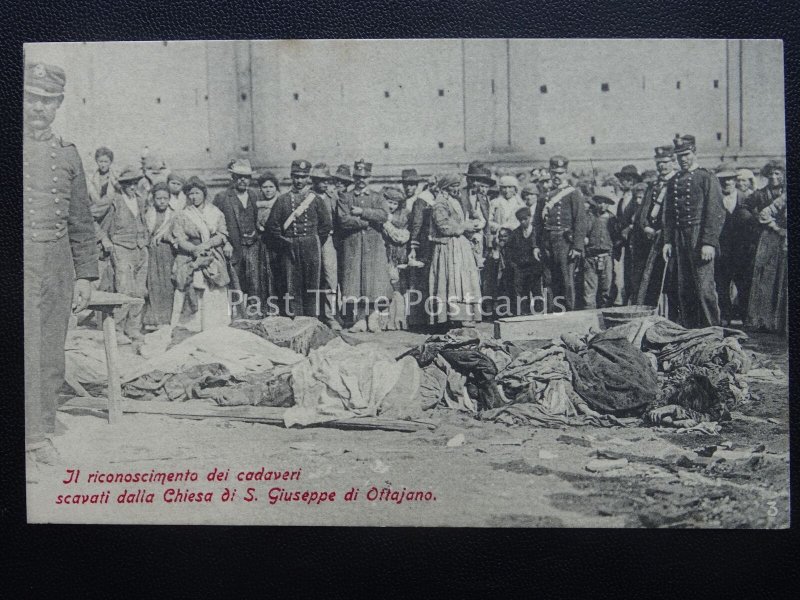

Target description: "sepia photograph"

left=23, top=38, right=788, bottom=527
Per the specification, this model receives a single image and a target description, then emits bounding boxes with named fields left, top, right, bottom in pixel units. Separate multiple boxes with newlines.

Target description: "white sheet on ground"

left=284, top=337, right=422, bottom=427
left=121, top=326, right=303, bottom=383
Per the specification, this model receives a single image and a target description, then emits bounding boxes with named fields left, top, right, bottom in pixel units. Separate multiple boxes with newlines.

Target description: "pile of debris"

left=64, top=314, right=773, bottom=433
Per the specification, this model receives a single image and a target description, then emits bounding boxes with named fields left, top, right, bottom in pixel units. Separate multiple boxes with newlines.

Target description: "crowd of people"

left=23, top=61, right=788, bottom=468
left=84, top=137, right=788, bottom=339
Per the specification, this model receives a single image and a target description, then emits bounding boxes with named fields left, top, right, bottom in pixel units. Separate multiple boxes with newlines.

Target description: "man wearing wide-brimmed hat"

left=662, top=134, right=725, bottom=328
left=629, top=145, right=677, bottom=307
left=613, top=163, right=642, bottom=304
left=333, top=164, right=354, bottom=195
left=462, top=161, right=493, bottom=271
left=98, top=165, right=151, bottom=341
left=214, top=158, right=262, bottom=311
left=266, top=159, right=332, bottom=318
left=337, top=159, right=392, bottom=332
left=310, top=163, right=342, bottom=330
left=24, top=61, right=98, bottom=468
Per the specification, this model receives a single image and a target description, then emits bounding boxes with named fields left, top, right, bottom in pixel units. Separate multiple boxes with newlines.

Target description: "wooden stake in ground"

left=87, top=291, right=144, bottom=425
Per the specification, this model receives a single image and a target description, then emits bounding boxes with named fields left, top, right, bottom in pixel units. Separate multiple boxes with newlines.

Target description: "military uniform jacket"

left=635, top=174, right=674, bottom=232
left=663, top=166, right=725, bottom=248
left=23, top=129, right=98, bottom=280
left=265, top=188, right=331, bottom=245
left=534, top=185, right=587, bottom=252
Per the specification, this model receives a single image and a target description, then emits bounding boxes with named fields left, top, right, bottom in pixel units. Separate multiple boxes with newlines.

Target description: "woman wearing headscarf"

left=170, top=176, right=231, bottom=331
left=428, top=173, right=484, bottom=326
left=256, top=171, right=283, bottom=307
left=747, top=161, right=787, bottom=334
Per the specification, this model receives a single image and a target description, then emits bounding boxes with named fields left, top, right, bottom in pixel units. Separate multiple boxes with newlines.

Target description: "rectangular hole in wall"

left=716, top=132, right=722, bottom=141
left=156, top=97, right=161, bottom=104
left=590, top=136, right=596, bottom=145
left=540, top=85, right=548, bottom=94
left=713, top=79, right=719, bottom=88
left=438, top=89, right=444, bottom=97
left=676, top=81, right=681, bottom=90
left=293, top=93, right=299, bottom=101
left=539, top=137, right=546, bottom=145
left=438, top=142, right=444, bottom=149
left=601, top=83, right=609, bottom=92
left=291, top=142, right=297, bottom=151
left=491, top=79, right=495, bottom=94
left=384, top=142, right=389, bottom=149
left=241, top=93, right=247, bottom=101
left=384, top=91, right=390, bottom=98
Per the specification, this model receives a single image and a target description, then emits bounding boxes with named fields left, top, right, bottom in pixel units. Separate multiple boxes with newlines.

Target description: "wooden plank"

left=493, top=309, right=604, bottom=340
left=100, top=311, right=123, bottom=425
left=88, top=290, right=144, bottom=309
left=60, top=397, right=436, bottom=432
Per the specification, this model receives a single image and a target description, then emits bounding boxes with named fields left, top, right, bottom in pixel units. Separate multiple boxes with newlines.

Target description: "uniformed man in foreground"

left=265, top=160, right=331, bottom=318
left=24, top=62, right=97, bottom=466
left=662, top=134, right=725, bottom=328
left=534, top=155, right=586, bottom=311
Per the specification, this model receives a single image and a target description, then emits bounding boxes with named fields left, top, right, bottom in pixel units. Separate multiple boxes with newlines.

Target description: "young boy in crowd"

left=166, top=172, right=187, bottom=211
left=582, top=189, right=617, bottom=309
left=382, top=187, right=411, bottom=330
left=504, top=206, right=541, bottom=315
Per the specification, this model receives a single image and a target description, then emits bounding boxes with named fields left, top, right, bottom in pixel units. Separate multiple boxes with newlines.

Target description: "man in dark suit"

left=214, top=158, right=261, bottom=316
left=714, top=163, right=758, bottom=324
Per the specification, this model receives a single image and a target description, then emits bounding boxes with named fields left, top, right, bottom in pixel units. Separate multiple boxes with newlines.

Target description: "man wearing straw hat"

left=662, top=135, right=725, bottom=328
left=214, top=158, right=262, bottom=313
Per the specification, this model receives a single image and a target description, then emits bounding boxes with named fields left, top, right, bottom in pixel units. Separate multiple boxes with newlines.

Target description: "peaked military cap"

left=673, top=134, right=697, bottom=153
left=353, top=159, right=372, bottom=177
left=25, top=62, right=66, bottom=97
left=290, top=159, right=312, bottom=175
left=654, top=146, right=675, bottom=161
left=549, top=155, right=569, bottom=170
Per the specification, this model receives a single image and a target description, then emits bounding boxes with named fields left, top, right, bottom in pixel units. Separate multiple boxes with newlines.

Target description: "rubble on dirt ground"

left=65, top=314, right=781, bottom=435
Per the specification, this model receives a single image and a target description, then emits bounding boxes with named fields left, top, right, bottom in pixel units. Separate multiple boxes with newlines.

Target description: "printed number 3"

left=766, top=501, right=778, bottom=518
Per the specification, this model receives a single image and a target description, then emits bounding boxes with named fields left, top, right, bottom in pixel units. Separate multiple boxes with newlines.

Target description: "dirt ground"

left=27, top=325, right=789, bottom=528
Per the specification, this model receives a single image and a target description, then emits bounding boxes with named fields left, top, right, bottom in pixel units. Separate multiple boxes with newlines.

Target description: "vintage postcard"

left=24, top=39, right=788, bottom=527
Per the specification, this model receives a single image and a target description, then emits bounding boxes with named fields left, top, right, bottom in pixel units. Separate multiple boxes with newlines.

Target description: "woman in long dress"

left=170, top=176, right=231, bottom=331
left=428, top=173, right=484, bottom=326
left=143, top=182, right=178, bottom=328
left=256, top=171, right=283, bottom=308
left=747, top=191, right=787, bottom=334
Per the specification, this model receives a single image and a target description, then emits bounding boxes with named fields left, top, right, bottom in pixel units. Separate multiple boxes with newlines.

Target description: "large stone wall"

left=25, top=39, right=785, bottom=180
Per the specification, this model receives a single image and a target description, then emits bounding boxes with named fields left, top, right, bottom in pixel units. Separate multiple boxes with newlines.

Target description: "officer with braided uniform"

left=24, top=62, right=98, bottom=466
left=533, top=155, right=586, bottom=311
left=662, top=134, right=725, bottom=328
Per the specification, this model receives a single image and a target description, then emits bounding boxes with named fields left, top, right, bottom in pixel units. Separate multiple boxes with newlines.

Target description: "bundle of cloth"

left=408, top=317, right=754, bottom=430
left=231, top=316, right=338, bottom=356
left=123, top=362, right=295, bottom=407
